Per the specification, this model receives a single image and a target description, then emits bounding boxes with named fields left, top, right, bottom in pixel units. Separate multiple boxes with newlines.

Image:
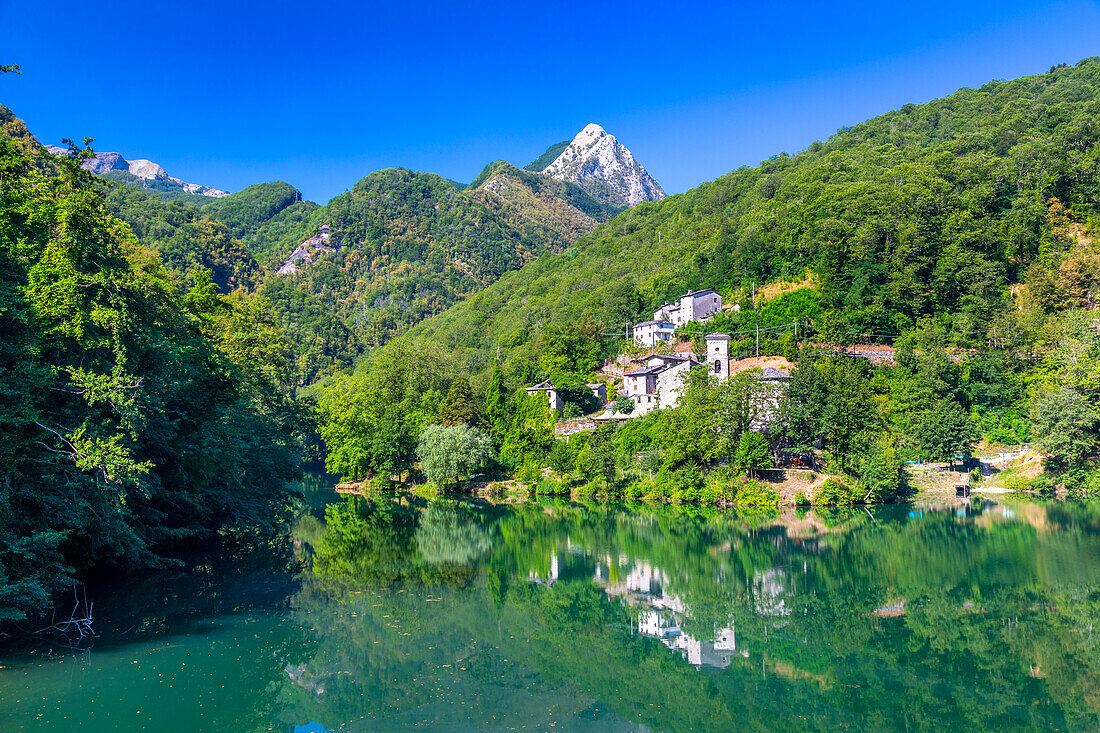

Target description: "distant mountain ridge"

left=44, top=144, right=228, bottom=198
left=538, top=123, right=665, bottom=208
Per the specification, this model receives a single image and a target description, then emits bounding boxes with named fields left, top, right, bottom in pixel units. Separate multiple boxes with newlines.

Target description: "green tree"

left=500, top=391, right=554, bottom=467
left=914, top=400, right=977, bottom=467
left=735, top=431, right=770, bottom=478
left=438, top=376, right=485, bottom=427
left=1031, top=387, right=1098, bottom=474
left=612, top=396, right=635, bottom=414
left=548, top=438, right=575, bottom=476
left=416, top=424, right=493, bottom=490
left=574, top=424, right=617, bottom=486
left=783, top=353, right=878, bottom=473
left=485, top=363, right=509, bottom=434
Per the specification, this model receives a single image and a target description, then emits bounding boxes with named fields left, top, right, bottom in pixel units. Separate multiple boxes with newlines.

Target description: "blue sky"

left=3, top=0, right=1100, bottom=203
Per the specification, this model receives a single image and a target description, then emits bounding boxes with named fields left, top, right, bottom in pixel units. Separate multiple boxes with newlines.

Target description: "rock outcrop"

left=276, top=225, right=336, bottom=276
left=540, top=123, right=665, bottom=208
left=44, top=146, right=228, bottom=197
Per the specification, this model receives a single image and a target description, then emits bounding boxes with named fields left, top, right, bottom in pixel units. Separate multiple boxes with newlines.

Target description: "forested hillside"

left=273, top=165, right=616, bottom=347
left=0, top=120, right=309, bottom=624
left=298, top=59, right=1100, bottom=503
left=408, top=58, right=1100, bottom=377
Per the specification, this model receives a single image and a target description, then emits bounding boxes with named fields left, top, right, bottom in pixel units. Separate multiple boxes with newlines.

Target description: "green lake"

left=4, top=480, right=1100, bottom=732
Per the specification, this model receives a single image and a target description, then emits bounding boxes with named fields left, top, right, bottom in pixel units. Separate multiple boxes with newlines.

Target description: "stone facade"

left=525, top=380, right=563, bottom=414
left=652, top=289, right=723, bottom=327
left=622, top=355, right=698, bottom=415
left=705, top=333, right=730, bottom=379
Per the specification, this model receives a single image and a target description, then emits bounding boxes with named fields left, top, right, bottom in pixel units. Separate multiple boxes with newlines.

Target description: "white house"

left=652, top=289, right=723, bottom=326
left=632, top=320, right=676, bottom=347
left=622, top=355, right=698, bottom=415
left=525, top=380, right=563, bottom=414
left=634, top=289, right=722, bottom=346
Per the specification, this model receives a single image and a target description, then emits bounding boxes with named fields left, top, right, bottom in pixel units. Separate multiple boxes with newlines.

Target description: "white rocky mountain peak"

left=44, top=145, right=228, bottom=198
left=540, top=123, right=665, bottom=208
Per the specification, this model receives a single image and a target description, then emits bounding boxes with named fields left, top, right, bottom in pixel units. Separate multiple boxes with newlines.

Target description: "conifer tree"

left=438, top=376, right=485, bottom=428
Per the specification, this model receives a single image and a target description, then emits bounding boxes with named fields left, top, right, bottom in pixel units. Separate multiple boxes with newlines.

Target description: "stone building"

left=633, top=289, right=723, bottom=346
left=525, top=380, right=563, bottom=414
left=622, top=354, right=699, bottom=415
left=653, top=289, right=723, bottom=326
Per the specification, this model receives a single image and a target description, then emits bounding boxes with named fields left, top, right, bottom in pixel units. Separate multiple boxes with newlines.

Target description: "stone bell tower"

left=705, top=333, right=730, bottom=380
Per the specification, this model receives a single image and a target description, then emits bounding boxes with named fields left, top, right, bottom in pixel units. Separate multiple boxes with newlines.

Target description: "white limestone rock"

left=541, top=123, right=665, bottom=208
left=44, top=146, right=229, bottom=197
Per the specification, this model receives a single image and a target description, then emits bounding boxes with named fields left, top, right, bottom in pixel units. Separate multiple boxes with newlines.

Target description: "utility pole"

left=753, top=280, right=759, bottom=358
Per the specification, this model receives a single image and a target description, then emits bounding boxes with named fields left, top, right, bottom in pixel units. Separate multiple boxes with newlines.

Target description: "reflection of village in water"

left=525, top=501, right=1042, bottom=673
left=528, top=539, right=793, bottom=670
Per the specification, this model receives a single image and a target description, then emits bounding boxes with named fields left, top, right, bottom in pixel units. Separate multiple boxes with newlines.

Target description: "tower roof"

left=705, top=333, right=730, bottom=340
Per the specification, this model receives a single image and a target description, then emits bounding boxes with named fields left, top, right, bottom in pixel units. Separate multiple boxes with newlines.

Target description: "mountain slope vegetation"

left=0, top=132, right=308, bottom=624
left=271, top=165, right=616, bottom=347
left=407, top=58, right=1100, bottom=379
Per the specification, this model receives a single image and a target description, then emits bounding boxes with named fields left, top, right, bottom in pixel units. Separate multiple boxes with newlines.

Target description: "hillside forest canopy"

left=3, top=58, right=1100, bottom=628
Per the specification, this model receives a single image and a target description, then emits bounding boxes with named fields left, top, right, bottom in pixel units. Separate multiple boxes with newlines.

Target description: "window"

left=714, top=360, right=721, bottom=373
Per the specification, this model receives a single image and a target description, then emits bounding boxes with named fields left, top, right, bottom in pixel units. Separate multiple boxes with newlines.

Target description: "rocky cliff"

left=540, top=123, right=665, bottom=208
left=44, top=146, right=228, bottom=197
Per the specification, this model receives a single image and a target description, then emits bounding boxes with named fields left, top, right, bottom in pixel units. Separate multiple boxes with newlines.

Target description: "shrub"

left=613, top=396, right=635, bottom=415
left=548, top=439, right=575, bottom=476
left=735, top=431, right=771, bottom=478
left=517, top=461, right=544, bottom=487
left=623, top=480, right=650, bottom=500
left=534, top=478, right=566, bottom=495
left=734, top=479, right=781, bottom=507
left=573, top=481, right=598, bottom=498
left=813, top=478, right=859, bottom=506
left=794, top=491, right=811, bottom=507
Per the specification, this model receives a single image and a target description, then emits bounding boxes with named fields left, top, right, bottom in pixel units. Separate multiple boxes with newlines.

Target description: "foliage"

left=612, top=395, right=634, bottom=414
left=914, top=399, right=977, bottom=466
left=1031, top=386, right=1098, bottom=474
left=500, top=391, right=554, bottom=467
left=317, top=342, right=453, bottom=481
left=734, top=431, right=771, bottom=478
left=813, top=479, right=860, bottom=506
left=573, top=424, right=618, bottom=486
left=782, top=352, right=879, bottom=472
left=437, top=376, right=486, bottom=428
left=0, top=132, right=306, bottom=623
left=416, top=424, right=493, bottom=489
left=733, top=479, right=780, bottom=506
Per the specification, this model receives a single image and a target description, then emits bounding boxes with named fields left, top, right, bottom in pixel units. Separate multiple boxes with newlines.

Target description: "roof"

left=647, top=354, right=690, bottom=363
left=586, top=382, right=605, bottom=389
left=685, top=289, right=717, bottom=298
left=624, top=365, right=664, bottom=377
left=526, top=380, right=555, bottom=391
left=706, top=332, right=730, bottom=340
left=760, top=367, right=791, bottom=379
left=633, top=320, right=675, bottom=328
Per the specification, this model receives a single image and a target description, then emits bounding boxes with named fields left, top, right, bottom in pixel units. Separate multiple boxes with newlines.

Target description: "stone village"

left=524, top=288, right=790, bottom=430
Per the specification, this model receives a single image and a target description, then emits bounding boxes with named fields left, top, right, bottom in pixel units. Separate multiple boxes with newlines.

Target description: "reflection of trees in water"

left=283, top=497, right=1100, bottom=731
left=414, top=501, right=491, bottom=564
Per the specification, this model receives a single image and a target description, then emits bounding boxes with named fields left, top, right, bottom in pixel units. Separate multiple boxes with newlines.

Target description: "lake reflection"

left=4, top=494, right=1100, bottom=732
